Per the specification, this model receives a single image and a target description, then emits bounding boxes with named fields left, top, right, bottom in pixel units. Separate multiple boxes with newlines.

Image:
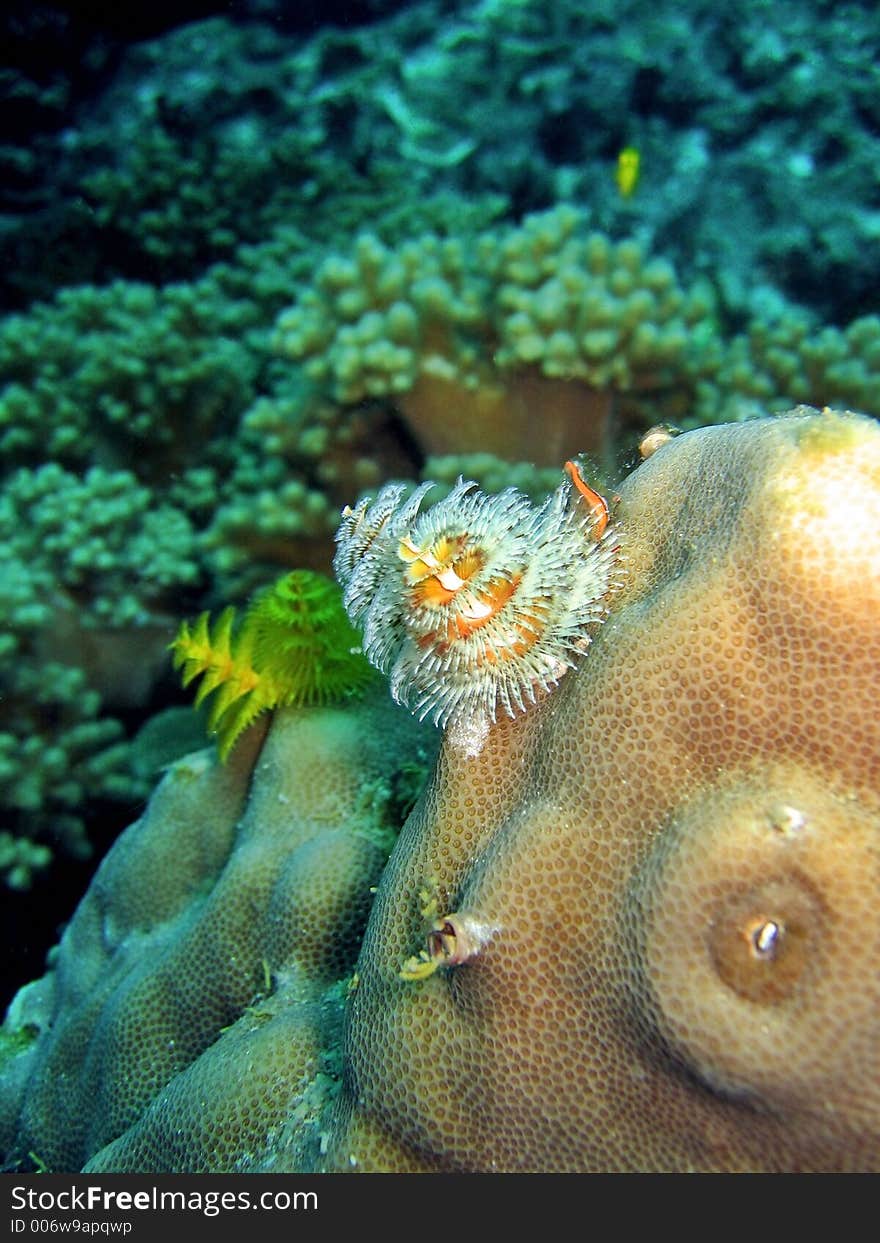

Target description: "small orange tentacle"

left=564, top=460, right=610, bottom=538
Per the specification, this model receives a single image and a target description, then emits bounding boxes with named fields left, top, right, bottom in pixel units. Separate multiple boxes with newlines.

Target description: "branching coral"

left=0, top=463, right=202, bottom=887
left=690, top=311, right=880, bottom=426
left=1, top=464, right=200, bottom=632
left=275, top=207, right=880, bottom=471
left=273, top=206, right=714, bottom=458
left=0, top=661, right=137, bottom=882
left=0, top=280, right=261, bottom=478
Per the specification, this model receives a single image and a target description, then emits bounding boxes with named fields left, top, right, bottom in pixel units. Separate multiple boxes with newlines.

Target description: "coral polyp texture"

left=324, top=406, right=880, bottom=1173
left=0, top=691, right=438, bottom=1173
left=333, top=465, right=619, bottom=755
left=2, top=407, right=879, bottom=1172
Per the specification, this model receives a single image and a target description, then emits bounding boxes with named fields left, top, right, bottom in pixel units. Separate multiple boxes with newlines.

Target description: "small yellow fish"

left=616, top=146, right=640, bottom=198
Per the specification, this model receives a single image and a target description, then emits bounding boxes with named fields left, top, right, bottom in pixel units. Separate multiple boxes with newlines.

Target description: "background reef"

left=1, top=0, right=879, bottom=1014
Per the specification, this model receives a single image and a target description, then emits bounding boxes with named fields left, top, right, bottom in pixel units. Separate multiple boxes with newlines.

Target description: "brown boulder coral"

left=319, top=406, right=880, bottom=1172
left=0, top=692, right=437, bottom=1173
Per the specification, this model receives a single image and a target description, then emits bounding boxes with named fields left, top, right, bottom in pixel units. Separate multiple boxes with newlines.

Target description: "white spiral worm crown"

left=333, top=464, right=621, bottom=756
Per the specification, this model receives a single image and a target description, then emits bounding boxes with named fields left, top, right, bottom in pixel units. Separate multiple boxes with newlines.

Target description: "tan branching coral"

left=275, top=208, right=880, bottom=471
left=275, top=206, right=718, bottom=467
